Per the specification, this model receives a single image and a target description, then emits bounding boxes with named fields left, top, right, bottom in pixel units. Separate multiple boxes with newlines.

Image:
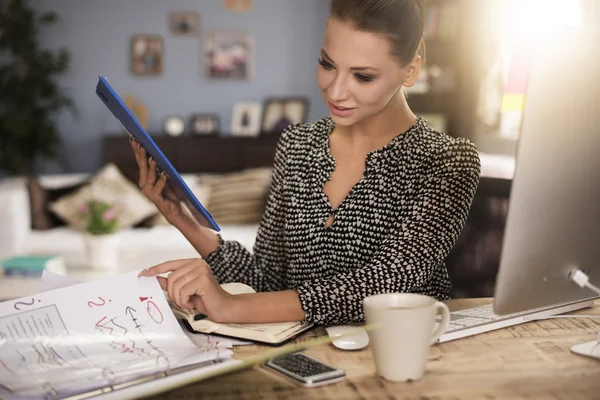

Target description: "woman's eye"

left=318, top=58, right=335, bottom=70
left=355, top=73, right=374, bottom=83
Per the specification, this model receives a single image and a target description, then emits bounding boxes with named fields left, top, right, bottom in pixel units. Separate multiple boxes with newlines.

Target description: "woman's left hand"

left=139, top=258, right=237, bottom=323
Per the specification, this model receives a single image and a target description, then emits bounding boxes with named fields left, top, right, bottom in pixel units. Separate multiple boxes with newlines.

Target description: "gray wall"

left=29, top=0, right=330, bottom=174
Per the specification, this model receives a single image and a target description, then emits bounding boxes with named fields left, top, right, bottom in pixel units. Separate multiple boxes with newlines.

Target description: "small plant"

left=80, top=200, right=120, bottom=235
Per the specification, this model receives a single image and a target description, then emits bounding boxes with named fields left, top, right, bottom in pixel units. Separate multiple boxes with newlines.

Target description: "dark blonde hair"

left=329, top=0, right=426, bottom=66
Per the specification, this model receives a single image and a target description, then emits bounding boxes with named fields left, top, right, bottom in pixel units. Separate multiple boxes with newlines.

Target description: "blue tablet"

left=95, top=76, right=220, bottom=232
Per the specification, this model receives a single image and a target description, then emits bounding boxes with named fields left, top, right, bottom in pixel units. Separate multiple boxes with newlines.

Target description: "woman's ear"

left=402, top=55, right=422, bottom=88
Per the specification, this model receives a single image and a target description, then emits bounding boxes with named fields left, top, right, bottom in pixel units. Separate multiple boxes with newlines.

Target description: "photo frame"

left=223, top=0, right=253, bottom=12
left=190, top=114, right=220, bottom=135
left=169, top=11, right=200, bottom=36
left=203, top=32, right=253, bottom=80
left=260, top=97, right=309, bottom=134
left=131, top=35, right=164, bottom=76
left=231, top=102, right=262, bottom=136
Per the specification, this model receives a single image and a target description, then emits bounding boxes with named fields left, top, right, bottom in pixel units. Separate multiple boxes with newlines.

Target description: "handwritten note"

left=0, top=271, right=228, bottom=399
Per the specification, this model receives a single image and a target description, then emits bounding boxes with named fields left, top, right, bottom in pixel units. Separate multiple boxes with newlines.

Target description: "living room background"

left=26, top=0, right=330, bottom=175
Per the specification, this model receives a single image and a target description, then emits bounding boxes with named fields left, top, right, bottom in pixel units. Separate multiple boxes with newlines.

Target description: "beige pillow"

left=149, top=181, right=212, bottom=226
left=49, top=163, right=157, bottom=230
left=198, top=167, right=272, bottom=225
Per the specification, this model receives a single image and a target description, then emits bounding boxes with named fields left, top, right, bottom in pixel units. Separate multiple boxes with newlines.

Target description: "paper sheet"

left=0, top=271, right=230, bottom=399
left=41, top=271, right=252, bottom=348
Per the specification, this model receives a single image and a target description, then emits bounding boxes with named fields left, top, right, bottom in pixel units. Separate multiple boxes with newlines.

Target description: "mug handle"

left=430, top=302, right=450, bottom=345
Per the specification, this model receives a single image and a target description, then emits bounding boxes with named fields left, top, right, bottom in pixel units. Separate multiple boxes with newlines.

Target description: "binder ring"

left=155, top=354, right=171, bottom=376
left=43, top=382, right=57, bottom=400
left=102, top=367, right=117, bottom=386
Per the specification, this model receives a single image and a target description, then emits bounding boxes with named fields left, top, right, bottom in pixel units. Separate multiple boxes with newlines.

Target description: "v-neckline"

left=316, top=116, right=424, bottom=229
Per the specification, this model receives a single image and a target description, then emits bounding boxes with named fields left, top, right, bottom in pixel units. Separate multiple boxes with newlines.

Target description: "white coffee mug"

left=363, top=293, right=450, bottom=382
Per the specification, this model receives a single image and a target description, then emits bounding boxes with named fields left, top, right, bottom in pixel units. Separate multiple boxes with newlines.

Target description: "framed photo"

left=190, top=114, right=220, bottom=135
left=169, top=11, right=200, bottom=36
left=131, top=35, right=163, bottom=76
left=203, top=32, right=253, bottom=80
left=223, top=0, right=252, bottom=12
left=231, top=102, right=262, bottom=136
left=261, top=97, right=309, bottom=134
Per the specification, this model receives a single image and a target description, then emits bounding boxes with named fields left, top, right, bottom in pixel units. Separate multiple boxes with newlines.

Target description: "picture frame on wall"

left=169, top=11, right=200, bottom=36
left=190, top=113, right=220, bottom=135
left=203, top=32, right=253, bottom=80
left=261, top=97, right=309, bottom=134
left=223, top=0, right=253, bottom=12
left=131, top=35, right=164, bottom=76
left=231, top=102, right=262, bottom=136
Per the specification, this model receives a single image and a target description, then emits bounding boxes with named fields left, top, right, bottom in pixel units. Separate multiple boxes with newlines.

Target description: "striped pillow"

left=198, top=168, right=272, bottom=225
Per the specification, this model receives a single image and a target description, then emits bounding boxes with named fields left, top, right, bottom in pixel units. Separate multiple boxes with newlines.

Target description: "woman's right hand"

left=130, top=137, right=187, bottom=225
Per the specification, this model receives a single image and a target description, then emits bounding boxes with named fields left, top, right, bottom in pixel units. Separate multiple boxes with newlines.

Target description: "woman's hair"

left=329, top=0, right=426, bottom=66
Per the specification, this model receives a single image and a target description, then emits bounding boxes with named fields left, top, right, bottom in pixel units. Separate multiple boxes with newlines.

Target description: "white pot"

left=83, top=233, right=120, bottom=271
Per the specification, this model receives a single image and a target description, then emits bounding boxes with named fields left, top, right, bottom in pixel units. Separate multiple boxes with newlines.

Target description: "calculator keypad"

left=270, top=353, right=335, bottom=378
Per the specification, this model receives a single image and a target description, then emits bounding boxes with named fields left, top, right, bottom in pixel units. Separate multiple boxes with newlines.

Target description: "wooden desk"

left=146, top=298, right=600, bottom=399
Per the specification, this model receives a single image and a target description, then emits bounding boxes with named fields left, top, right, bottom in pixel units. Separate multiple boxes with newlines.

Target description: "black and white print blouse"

left=206, top=116, right=481, bottom=325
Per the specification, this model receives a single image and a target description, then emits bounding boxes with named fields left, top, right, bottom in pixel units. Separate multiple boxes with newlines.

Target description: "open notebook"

left=171, top=283, right=314, bottom=345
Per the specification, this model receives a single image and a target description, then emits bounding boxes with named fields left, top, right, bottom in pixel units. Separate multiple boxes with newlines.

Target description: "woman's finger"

left=171, top=268, right=202, bottom=309
left=156, top=276, right=168, bottom=291
left=167, top=262, right=199, bottom=309
left=152, top=172, right=168, bottom=199
left=147, top=157, right=157, bottom=187
left=138, top=258, right=197, bottom=277
left=136, top=145, right=149, bottom=187
left=180, top=279, right=205, bottom=311
left=163, top=186, right=179, bottom=203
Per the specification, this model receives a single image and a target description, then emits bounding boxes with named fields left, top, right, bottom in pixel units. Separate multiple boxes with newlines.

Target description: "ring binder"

left=155, top=354, right=171, bottom=377
left=43, top=382, right=57, bottom=400
left=102, top=367, right=117, bottom=388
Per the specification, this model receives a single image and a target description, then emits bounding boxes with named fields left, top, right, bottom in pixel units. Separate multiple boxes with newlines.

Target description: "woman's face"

left=317, top=17, right=420, bottom=127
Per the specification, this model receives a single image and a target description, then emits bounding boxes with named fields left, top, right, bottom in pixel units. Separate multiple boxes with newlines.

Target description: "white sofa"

left=0, top=153, right=514, bottom=271
left=0, top=175, right=259, bottom=271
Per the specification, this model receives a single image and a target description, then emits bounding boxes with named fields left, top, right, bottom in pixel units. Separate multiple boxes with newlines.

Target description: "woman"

left=134, top=0, right=480, bottom=326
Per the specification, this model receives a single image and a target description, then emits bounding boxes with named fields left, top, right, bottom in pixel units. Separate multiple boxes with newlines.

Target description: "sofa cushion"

left=49, top=163, right=157, bottom=230
left=27, top=176, right=87, bottom=230
left=197, top=167, right=272, bottom=225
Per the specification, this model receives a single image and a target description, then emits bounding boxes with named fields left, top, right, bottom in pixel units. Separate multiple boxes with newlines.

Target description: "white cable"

left=534, top=315, right=600, bottom=320
left=570, top=269, right=600, bottom=296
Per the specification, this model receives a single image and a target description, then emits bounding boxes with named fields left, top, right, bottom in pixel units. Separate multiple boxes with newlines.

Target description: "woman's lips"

left=328, top=102, right=356, bottom=117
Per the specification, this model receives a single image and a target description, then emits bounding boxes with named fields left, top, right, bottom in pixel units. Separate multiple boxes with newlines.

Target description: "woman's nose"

left=327, top=74, right=350, bottom=102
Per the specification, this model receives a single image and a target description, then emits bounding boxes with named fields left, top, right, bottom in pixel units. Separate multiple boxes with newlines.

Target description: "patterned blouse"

left=206, top=116, right=481, bottom=325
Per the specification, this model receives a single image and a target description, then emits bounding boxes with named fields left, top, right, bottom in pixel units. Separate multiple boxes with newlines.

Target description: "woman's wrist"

left=219, top=291, right=305, bottom=324
left=167, top=211, right=195, bottom=229
left=171, top=214, right=221, bottom=259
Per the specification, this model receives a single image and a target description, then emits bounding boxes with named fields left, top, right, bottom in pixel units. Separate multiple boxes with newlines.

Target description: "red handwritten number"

left=146, top=301, right=164, bottom=324
left=88, top=297, right=106, bottom=308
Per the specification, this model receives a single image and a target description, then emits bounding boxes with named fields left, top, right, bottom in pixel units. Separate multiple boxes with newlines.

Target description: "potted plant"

left=0, top=0, right=75, bottom=176
left=80, top=200, right=120, bottom=271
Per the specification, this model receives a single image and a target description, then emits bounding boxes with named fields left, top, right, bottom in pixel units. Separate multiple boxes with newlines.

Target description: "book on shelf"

left=171, top=282, right=314, bottom=346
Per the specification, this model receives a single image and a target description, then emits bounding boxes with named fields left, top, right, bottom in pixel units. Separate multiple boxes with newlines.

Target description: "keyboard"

left=435, top=299, right=596, bottom=343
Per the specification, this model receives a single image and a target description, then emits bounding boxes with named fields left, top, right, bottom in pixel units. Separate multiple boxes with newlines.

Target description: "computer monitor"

left=493, top=25, right=600, bottom=315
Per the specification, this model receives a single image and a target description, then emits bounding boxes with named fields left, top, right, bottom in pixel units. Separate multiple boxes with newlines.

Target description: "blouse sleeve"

left=204, top=127, right=292, bottom=292
left=295, top=140, right=481, bottom=325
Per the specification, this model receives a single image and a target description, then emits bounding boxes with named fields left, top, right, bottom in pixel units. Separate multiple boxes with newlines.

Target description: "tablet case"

left=95, top=76, right=220, bottom=232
